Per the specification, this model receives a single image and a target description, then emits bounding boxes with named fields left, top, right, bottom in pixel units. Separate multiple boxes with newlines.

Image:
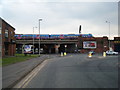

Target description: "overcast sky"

left=0, top=0, right=119, bottom=39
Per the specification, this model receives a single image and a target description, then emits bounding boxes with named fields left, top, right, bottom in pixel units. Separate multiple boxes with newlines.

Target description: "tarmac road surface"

left=15, top=54, right=118, bottom=88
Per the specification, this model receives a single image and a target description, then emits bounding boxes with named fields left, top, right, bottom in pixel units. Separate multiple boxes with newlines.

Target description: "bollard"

left=61, top=52, right=63, bottom=56
left=64, top=52, right=67, bottom=56
left=88, top=53, right=92, bottom=58
left=103, top=52, right=106, bottom=57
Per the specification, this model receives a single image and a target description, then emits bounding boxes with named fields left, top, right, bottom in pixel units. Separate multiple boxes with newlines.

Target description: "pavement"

left=2, top=54, right=60, bottom=88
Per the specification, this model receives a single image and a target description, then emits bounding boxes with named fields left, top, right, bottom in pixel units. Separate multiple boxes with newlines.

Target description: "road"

left=15, top=54, right=118, bottom=88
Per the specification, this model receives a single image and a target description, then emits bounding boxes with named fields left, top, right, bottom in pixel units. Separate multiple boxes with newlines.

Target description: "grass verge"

left=2, top=54, right=39, bottom=66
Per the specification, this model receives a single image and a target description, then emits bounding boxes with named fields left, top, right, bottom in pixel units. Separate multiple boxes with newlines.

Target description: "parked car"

left=106, top=50, right=118, bottom=55
left=89, top=51, right=95, bottom=55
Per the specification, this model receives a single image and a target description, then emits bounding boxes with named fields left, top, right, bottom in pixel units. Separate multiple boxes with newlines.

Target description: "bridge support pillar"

left=55, top=44, right=60, bottom=54
left=22, top=44, right=25, bottom=54
left=49, top=48, right=51, bottom=54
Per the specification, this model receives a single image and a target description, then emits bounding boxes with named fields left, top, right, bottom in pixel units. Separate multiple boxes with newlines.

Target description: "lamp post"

left=106, top=21, right=110, bottom=50
left=33, top=27, right=37, bottom=54
left=39, top=19, right=42, bottom=56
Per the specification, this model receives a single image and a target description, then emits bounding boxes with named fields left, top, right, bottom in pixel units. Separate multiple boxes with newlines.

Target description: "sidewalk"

left=2, top=54, right=59, bottom=88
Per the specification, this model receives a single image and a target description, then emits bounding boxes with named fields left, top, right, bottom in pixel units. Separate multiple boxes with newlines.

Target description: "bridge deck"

left=16, top=39, right=78, bottom=44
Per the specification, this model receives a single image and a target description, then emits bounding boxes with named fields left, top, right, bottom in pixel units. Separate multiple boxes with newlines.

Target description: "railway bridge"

left=16, top=39, right=79, bottom=54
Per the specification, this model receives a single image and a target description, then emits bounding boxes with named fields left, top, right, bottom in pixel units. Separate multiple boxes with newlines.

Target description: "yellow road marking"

left=14, top=60, right=48, bottom=88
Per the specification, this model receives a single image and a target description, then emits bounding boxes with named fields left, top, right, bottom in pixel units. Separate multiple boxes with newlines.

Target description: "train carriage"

left=50, top=34, right=64, bottom=39
left=40, top=34, right=49, bottom=39
left=15, top=34, right=93, bottom=40
left=64, top=34, right=80, bottom=39
left=81, top=34, right=93, bottom=38
left=34, top=34, right=49, bottom=40
left=15, top=34, right=23, bottom=39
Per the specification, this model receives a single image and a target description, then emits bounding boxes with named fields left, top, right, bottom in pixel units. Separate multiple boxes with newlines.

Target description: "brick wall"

left=78, top=36, right=109, bottom=53
left=2, top=19, right=16, bottom=57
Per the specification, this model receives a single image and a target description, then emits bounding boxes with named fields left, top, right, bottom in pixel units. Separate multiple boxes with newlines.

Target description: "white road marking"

left=13, top=56, right=69, bottom=88
left=13, top=60, right=48, bottom=88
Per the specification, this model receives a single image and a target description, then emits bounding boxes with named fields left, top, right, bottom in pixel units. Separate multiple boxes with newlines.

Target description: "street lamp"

left=106, top=21, right=110, bottom=50
left=33, top=27, right=37, bottom=54
left=39, top=19, right=42, bottom=56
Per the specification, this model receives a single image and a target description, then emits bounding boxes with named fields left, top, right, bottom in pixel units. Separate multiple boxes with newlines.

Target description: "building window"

left=5, top=29, right=8, bottom=38
left=0, top=26, right=1, bottom=34
left=11, top=31, right=12, bottom=35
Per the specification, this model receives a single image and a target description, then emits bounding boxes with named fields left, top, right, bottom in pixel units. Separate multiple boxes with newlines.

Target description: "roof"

left=0, top=17, right=15, bottom=30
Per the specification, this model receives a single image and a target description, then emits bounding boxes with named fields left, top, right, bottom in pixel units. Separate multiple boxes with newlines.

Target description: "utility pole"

left=106, top=21, right=110, bottom=50
left=33, top=27, right=37, bottom=54
left=38, top=19, right=42, bottom=56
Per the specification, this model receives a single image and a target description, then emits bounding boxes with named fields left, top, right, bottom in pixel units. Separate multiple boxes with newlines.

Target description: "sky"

left=0, top=0, right=119, bottom=39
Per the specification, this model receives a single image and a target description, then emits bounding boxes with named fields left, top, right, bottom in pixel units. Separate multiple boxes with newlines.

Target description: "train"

left=15, top=34, right=93, bottom=40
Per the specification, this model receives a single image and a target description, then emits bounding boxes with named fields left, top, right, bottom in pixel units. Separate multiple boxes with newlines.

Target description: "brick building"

left=78, top=36, right=110, bottom=53
left=0, top=18, right=16, bottom=57
left=78, top=35, right=120, bottom=53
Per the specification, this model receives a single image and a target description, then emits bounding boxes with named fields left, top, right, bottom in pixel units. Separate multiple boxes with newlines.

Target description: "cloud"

left=1, top=1, right=118, bottom=39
